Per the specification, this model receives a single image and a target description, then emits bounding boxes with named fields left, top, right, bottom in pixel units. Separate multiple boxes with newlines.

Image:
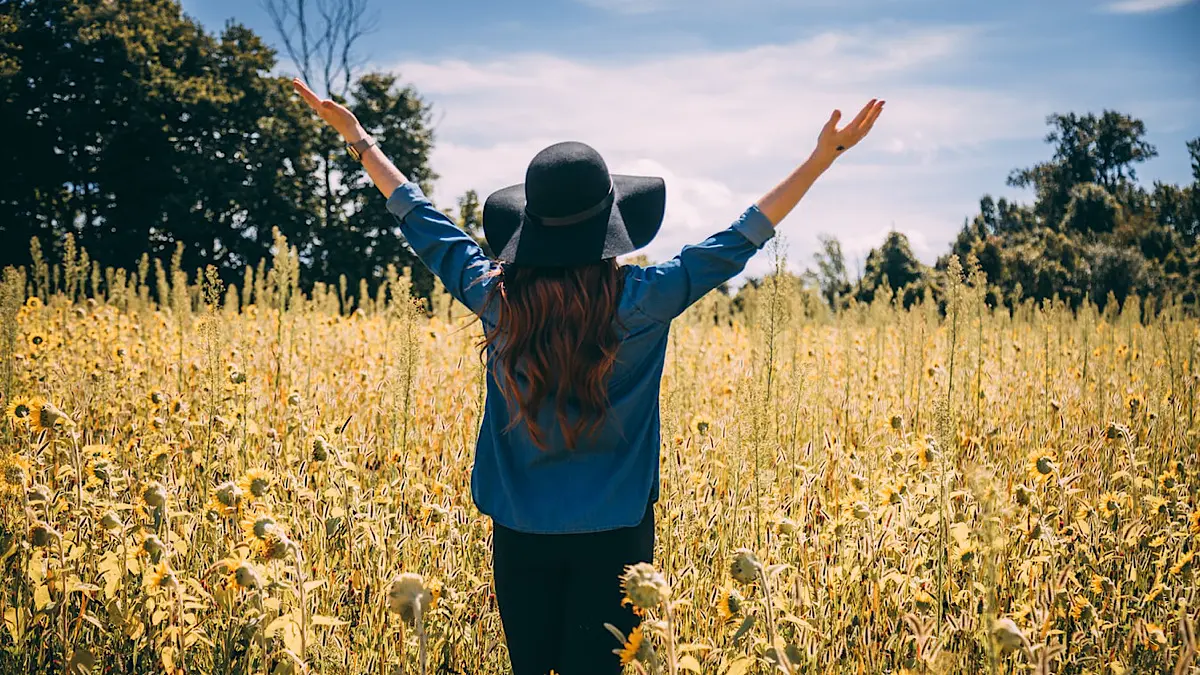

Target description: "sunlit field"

left=1, top=235, right=1198, bottom=675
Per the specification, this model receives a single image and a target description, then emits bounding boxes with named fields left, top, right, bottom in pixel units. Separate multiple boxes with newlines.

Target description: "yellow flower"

left=24, top=296, right=42, bottom=309
left=31, top=401, right=73, bottom=433
left=717, top=585, right=743, bottom=622
left=1069, top=595, right=1093, bottom=622
left=26, top=332, right=48, bottom=350
left=239, top=468, right=272, bottom=498
left=615, top=625, right=646, bottom=666
left=1169, top=550, right=1194, bottom=576
left=1, top=454, right=32, bottom=493
left=1099, top=491, right=1128, bottom=519
left=1027, top=450, right=1057, bottom=480
left=6, top=396, right=40, bottom=426
left=147, top=561, right=178, bottom=590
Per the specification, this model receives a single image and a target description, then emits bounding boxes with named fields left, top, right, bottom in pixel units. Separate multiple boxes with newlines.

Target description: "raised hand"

left=291, top=78, right=363, bottom=141
left=816, top=99, right=884, bottom=159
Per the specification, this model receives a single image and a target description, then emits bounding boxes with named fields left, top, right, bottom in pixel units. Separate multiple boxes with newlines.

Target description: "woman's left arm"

left=292, top=79, right=496, bottom=314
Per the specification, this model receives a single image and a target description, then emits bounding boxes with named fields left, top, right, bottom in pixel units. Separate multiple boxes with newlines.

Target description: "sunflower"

left=24, top=296, right=42, bottom=309
left=1, top=453, right=32, bottom=494
left=1169, top=550, right=1194, bottom=576
left=147, top=561, right=179, bottom=590
left=31, top=401, right=73, bottom=433
left=26, top=332, right=48, bottom=351
left=241, top=514, right=279, bottom=541
left=614, top=625, right=649, bottom=666
left=1069, top=595, right=1094, bottom=622
left=6, top=396, right=40, bottom=426
left=717, top=585, right=743, bottom=622
left=1099, top=491, right=1129, bottom=520
left=239, top=468, right=272, bottom=498
left=1189, top=510, right=1200, bottom=535
left=1027, top=450, right=1057, bottom=481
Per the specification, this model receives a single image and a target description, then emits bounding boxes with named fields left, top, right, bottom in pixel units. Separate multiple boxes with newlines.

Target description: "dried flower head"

left=32, top=401, right=73, bottom=432
left=232, top=562, right=263, bottom=589
left=100, top=512, right=124, bottom=532
left=621, top=562, right=670, bottom=609
left=388, top=573, right=433, bottom=625
left=29, top=521, right=60, bottom=547
left=730, top=548, right=761, bottom=585
left=215, top=481, right=243, bottom=509
left=142, top=482, right=167, bottom=508
left=991, top=618, right=1027, bottom=654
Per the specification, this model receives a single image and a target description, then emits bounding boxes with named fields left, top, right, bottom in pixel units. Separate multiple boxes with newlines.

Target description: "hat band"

left=526, top=184, right=615, bottom=227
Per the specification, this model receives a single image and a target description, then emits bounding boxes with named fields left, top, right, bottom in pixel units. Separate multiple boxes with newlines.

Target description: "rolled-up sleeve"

left=628, top=205, right=776, bottom=323
left=386, top=182, right=496, bottom=315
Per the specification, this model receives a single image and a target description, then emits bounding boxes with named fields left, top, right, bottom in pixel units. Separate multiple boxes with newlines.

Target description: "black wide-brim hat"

left=483, top=141, right=666, bottom=267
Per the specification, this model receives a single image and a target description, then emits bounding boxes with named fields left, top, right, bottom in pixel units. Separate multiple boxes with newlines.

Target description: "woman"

left=293, top=78, right=882, bottom=674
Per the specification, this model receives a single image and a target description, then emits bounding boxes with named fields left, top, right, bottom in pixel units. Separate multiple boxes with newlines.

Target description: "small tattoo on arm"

left=836, top=145, right=845, bottom=152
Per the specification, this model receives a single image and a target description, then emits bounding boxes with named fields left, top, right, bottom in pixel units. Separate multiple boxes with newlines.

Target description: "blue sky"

left=181, top=0, right=1200, bottom=278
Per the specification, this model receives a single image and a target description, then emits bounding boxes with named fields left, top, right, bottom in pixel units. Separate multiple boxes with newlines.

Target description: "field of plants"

left=0, top=235, right=1198, bottom=674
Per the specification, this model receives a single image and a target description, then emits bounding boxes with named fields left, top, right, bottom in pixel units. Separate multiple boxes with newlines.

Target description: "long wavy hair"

left=477, top=259, right=625, bottom=451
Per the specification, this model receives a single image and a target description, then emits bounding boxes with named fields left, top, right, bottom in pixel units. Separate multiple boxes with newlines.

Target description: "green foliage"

left=812, top=234, right=850, bottom=308
left=0, top=0, right=435, bottom=295
left=853, top=231, right=926, bottom=307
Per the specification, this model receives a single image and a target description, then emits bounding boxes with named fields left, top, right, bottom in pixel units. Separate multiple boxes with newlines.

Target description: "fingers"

left=861, top=100, right=884, bottom=135
left=822, top=109, right=842, bottom=134
left=291, top=78, right=322, bottom=109
left=847, top=99, right=877, bottom=130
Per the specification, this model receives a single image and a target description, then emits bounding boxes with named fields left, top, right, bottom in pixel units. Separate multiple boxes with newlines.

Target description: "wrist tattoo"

left=836, top=145, right=846, bottom=152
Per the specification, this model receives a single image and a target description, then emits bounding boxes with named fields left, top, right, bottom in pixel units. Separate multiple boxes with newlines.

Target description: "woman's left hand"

left=292, top=78, right=364, bottom=141
left=815, top=99, right=884, bottom=161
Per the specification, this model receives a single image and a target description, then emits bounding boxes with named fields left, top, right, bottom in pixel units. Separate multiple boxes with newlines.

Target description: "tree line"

left=3, top=0, right=1198, bottom=313
left=807, top=113, right=1200, bottom=312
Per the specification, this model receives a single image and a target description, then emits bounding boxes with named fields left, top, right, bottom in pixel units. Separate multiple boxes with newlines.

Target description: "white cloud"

left=393, top=26, right=1047, bottom=278
left=1104, top=0, right=1194, bottom=12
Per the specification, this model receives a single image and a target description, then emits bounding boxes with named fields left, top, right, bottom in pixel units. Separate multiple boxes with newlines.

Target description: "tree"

left=1008, top=111, right=1156, bottom=228
left=0, top=0, right=319, bottom=280
left=811, top=234, right=849, bottom=308
left=1061, top=182, right=1123, bottom=234
left=853, top=231, right=926, bottom=306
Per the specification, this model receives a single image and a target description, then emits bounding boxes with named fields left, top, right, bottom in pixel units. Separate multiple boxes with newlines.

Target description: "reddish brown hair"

left=478, top=260, right=625, bottom=450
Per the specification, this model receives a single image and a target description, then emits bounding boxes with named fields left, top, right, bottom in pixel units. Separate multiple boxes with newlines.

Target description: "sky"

left=181, top=0, right=1200, bottom=279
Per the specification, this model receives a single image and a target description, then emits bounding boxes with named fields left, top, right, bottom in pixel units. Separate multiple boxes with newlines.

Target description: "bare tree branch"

left=262, top=0, right=374, bottom=98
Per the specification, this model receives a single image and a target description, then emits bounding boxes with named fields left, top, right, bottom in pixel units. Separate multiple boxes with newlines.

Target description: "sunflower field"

left=0, top=232, right=1198, bottom=675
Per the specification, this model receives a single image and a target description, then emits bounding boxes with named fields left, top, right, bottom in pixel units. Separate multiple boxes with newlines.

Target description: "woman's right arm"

left=292, top=79, right=496, bottom=314
left=629, top=99, right=884, bottom=323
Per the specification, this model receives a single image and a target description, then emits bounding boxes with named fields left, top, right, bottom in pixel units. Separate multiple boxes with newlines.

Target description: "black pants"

left=492, top=501, right=655, bottom=675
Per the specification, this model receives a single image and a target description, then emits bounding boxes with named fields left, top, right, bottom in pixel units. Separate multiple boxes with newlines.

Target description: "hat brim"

left=482, top=174, right=665, bottom=266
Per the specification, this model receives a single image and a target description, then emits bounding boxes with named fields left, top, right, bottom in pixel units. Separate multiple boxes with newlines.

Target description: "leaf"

left=678, top=655, right=702, bottom=672
left=725, top=656, right=753, bottom=675
left=310, top=614, right=348, bottom=627
left=303, top=580, right=326, bottom=592
left=765, top=563, right=791, bottom=579
left=4, top=607, right=21, bottom=642
left=33, top=585, right=50, bottom=612
left=949, top=522, right=971, bottom=546
left=732, top=614, right=756, bottom=642
left=603, top=622, right=626, bottom=645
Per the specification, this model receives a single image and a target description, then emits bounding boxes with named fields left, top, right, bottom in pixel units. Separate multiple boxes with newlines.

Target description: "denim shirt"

left=386, top=182, right=776, bottom=534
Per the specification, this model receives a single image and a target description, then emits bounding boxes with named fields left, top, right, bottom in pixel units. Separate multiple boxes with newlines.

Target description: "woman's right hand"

left=292, top=78, right=365, bottom=141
